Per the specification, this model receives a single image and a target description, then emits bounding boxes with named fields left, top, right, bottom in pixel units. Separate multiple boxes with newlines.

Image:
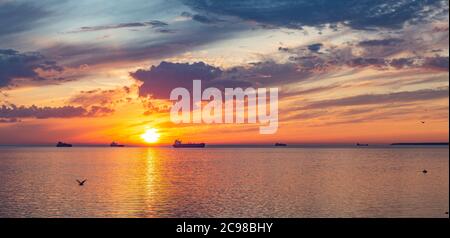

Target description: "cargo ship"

left=56, top=142, right=72, bottom=147
left=110, top=141, right=125, bottom=147
left=275, top=143, right=287, bottom=147
left=173, top=140, right=205, bottom=148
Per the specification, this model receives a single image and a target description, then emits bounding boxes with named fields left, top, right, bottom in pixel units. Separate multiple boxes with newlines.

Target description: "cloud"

left=85, top=105, right=114, bottom=117
left=282, top=84, right=342, bottom=99
left=131, top=61, right=224, bottom=99
left=307, top=43, right=323, bottom=53
left=0, top=1, right=49, bottom=37
left=131, top=48, right=449, bottom=101
left=183, top=0, right=447, bottom=29
left=0, top=118, right=20, bottom=123
left=301, top=88, right=449, bottom=109
left=131, top=60, right=321, bottom=99
left=130, top=26, right=448, bottom=101
left=423, top=56, right=449, bottom=71
left=358, top=38, right=404, bottom=47
left=180, top=11, right=225, bottom=24
left=347, top=57, right=387, bottom=68
left=287, top=37, right=449, bottom=72
left=345, top=56, right=449, bottom=71
left=278, top=47, right=289, bottom=52
left=389, top=58, right=416, bottom=69
left=0, top=104, right=113, bottom=119
left=140, top=98, right=171, bottom=115
left=41, top=21, right=249, bottom=67
left=0, top=49, right=63, bottom=88
left=66, top=20, right=169, bottom=33
left=68, top=86, right=133, bottom=107
left=316, top=104, right=449, bottom=126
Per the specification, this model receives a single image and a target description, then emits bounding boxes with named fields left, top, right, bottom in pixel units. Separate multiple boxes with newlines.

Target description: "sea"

left=0, top=146, right=448, bottom=218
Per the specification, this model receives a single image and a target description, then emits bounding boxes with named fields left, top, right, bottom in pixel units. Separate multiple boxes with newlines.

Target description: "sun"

left=141, top=128, right=160, bottom=144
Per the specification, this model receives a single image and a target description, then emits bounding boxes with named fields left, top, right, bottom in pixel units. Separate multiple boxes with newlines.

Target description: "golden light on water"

left=141, top=128, right=160, bottom=144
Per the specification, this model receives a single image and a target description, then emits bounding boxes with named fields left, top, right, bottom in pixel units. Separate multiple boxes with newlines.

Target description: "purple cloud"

left=66, top=20, right=169, bottom=33
left=0, top=49, right=63, bottom=88
left=0, top=104, right=114, bottom=119
left=131, top=61, right=224, bottom=99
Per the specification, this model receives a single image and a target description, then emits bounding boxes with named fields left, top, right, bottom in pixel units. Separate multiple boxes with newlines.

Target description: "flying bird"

left=421, top=121, right=425, bottom=124
left=76, top=179, right=87, bottom=186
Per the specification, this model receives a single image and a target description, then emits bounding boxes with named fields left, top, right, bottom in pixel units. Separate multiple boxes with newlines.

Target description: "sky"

left=0, top=0, right=449, bottom=145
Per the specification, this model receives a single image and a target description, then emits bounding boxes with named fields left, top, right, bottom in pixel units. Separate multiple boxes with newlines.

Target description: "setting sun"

left=141, top=128, right=160, bottom=144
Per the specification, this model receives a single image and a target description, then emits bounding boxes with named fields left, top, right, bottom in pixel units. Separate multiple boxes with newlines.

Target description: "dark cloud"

left=0, top=104, right=113, bottom=119
left=359, top=38, right=404, bottom=47
left=131, top=61, right=224, bottom=99
left=346, top=56, right=449, bottom=71
left=129, top=31, right=448, bottom=101
left=0, top=49, right=63, bottom=88
left=66, top=20, right=169, bottom=33
left=347, top=57, right=387, bottom=68
left=307, top=43, right=323, bottom=53
left=287, top=41, right=449, bottom=72
left=131, top=59, right=326, bottom=99
left=155, top=28, right=175, bottom=34
left=0, top=2, right=48, bottom=37
left=183, top=0, right=446, bottom=29
left=181, top=11, right=224, bottom=24
left=234, top=61, right=310, bottom=86
left=41, top=42, right=189, bottom=67
left=41, top=22, right=249, bottom=67
left=302, top=88, right=449, bottom=109
left=389, top=58, right=416, bottom=69
left=278, top=47, right=289, bottom=52
left=423, top=56, right=449, bottom=71
left=132, top=53, right=449, bottom=102
left=288, top=55, right=329, bottom=71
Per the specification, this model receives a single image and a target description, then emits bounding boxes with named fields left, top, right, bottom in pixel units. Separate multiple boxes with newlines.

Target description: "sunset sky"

left=0, top=0, right=448, bottom=145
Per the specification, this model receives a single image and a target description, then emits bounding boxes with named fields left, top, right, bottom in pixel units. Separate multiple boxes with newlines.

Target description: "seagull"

left=76, top=179, right=87, bottom=186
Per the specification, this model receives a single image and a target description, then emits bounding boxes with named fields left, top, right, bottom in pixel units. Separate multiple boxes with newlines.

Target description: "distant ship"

left=356, top=143, right=369, bottom=147
left=173, top=140, right=205, bottom=148
left=110, top=141, right=125, bottom=147
left=275, top=143, right=287, bottom=147
left=56, top=142, right=72, bottom=147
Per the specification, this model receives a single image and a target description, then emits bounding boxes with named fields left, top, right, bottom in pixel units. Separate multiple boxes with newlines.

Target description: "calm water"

left=0, top=147, right=448, bottom=218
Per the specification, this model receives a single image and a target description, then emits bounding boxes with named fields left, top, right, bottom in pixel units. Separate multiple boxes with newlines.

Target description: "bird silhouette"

left=421, top=121, right=425, bottom=124
left=422, top=170, right=428, bottom=174
left=76, top=179, right=87, bottom=186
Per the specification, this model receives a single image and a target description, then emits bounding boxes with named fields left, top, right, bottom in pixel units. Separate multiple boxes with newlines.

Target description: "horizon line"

left=0, top=142, right=448, bottom=147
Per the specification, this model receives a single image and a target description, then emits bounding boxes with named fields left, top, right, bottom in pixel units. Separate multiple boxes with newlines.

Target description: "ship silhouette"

left=173, top=140, right=205, bottom=148
left=110, top=141, right=125, bottom=147
left=356, top=143, right=369, bottom=146
left=56, top=142, right=72, bottom=147
left=275, top=143, right=287, bottom=147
